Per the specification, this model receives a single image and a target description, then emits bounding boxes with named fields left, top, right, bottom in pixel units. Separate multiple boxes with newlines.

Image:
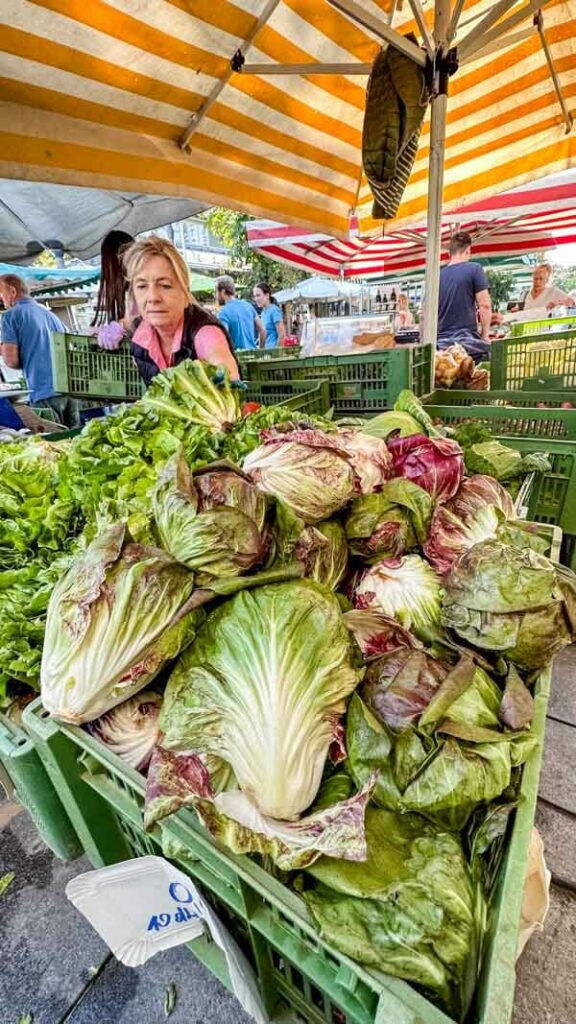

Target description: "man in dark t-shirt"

left=437, top=231, right=492, bottom=360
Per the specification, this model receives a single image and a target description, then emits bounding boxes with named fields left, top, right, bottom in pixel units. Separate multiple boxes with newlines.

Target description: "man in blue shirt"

left=216, top=275, right=265, bottom=350
left=0, top=274, right=80, bottom=427
left=437, top=231, right=492, bottom=361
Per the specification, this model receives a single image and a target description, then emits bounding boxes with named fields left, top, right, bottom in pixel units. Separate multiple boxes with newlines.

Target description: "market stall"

left=0, top=353, right=572, bottom=1023
left=3, top=2, right=576, bottom=1018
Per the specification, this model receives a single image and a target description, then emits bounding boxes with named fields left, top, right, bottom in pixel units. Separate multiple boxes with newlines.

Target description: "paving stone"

left=538, top=718, right=576, bottom=814
left=535, top=800, right=576, bottom=887
left=0, top=801, right=108, bottom=1024
left=513, top=885, right=576, bottom=1024
left=548, top=645, right=576, bottom=726
left=66, top=944, right=255, bottom=1024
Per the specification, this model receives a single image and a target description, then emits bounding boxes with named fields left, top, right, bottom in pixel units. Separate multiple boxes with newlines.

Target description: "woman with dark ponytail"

left=253, top=282, right=286, bottom=348
left=91, top=230, right=134, bottom=323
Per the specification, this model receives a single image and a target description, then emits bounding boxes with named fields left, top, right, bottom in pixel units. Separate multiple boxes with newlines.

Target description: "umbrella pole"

left=422, top=0, right=451, bottom=352
left=421, top=89, right=447, bottom=348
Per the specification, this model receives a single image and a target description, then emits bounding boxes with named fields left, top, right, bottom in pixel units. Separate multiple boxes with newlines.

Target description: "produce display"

left=1, top=364, right=568, bottom=1021
left=435, top=344, right=489, bottom=389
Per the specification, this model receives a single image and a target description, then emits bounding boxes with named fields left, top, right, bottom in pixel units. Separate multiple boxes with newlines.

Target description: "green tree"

left=203, top=208, right=305, bottom=293
left=485, top=269, right=515, bottom=309
left=554, top=265, right=576, bottom=293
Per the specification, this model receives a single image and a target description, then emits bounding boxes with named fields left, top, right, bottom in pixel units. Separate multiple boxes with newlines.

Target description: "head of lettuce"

left=40, top=523, right=203, bottom=724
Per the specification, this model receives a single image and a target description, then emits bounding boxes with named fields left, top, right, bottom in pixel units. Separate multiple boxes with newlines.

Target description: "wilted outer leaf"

left=304, top=808, right=479, bottom=1020
left=159, top=770, right=374, bottom=874
left=346, top=691, right=516, bottom=831
left=401, top=739, right=512, bottom=831
left=41, top=524, right=203, bottom=724
left=361, top=648, right=446, bottom=730
left=344, top=608, right=420, bottom=658
left=499, top=665, right=534, bottom=730
left=160, top=580, right=364, bottom=820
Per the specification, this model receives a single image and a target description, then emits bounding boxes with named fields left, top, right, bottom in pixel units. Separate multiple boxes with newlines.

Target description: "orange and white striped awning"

left=2, top=0, right=576, bottom=237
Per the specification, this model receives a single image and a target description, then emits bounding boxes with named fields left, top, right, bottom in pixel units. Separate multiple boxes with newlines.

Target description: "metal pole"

left=180, top=0, right=283, bottom=149
left=421, top=0, right=451, bottom=349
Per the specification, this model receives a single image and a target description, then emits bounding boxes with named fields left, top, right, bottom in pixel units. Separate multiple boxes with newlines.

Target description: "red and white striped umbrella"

left=247, top=171, right=576, bottom=279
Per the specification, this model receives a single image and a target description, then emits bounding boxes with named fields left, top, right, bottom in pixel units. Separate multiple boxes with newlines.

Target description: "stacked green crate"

left=243, top=345, right=433, bottom=416
left=0, top=711, right=81, bottom=860
left=490, top=331, right=576, bottom=391
left=421, top=392, right=576, bottom=567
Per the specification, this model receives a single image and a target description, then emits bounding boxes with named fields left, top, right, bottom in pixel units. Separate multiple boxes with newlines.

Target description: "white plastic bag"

left=516, top=827, right=551, bottom=958
left=66, top=856, right=269, bottom=1023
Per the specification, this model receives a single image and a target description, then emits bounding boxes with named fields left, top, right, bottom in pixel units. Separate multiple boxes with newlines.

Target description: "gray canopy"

left=0, top=180, right=207, bottom=264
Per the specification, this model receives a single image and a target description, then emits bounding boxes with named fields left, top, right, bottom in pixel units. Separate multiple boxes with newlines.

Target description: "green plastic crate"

left=20, top=703, right=132, bottom=868
left=243, top=344, right=433, bottom=416
left=509, top=315, right=576, bottom=336
left=423, top=390, right=576, bottom=439
left=498, top=436, right=576, bottom=569
left=491, top=331, right=576, bottom=391
left=51, top=332, right=145, bottom=401
left=23, top=606, right=558, bottom=1024
left=0, top=710, right=82, bottom=860
left=238, top=346, right=302, bottom=363
left=22, top=699, right=453, bottom=1024
left=243, top=379, right=330, bottom=416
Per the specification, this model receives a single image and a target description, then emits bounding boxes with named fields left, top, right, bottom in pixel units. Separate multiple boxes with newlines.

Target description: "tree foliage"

left=485, top=270, right=515, bottom=308
left=203, top=208, right=305, bottom=293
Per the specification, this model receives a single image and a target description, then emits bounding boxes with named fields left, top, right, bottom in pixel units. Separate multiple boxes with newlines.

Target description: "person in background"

left=523, top=263, right=573, bottom=311
left=436, top=231, right=492, bottom=361
left=124, top=236, right=239, bottom=385
left=91, top=230, right=135, bottom=327
left=216, top=275, right=265, bottom=350
left=397, top=293, right=414, bottom=328
left=253, top=282, right=286, bottom=348
left=0, top=273, right=81, bottom=427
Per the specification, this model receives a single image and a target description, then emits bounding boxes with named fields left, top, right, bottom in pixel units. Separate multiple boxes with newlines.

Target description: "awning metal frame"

left=535, top=10, right=574, bottom=134
left=179, top=0, right=283, bottom=149
left=178, top=0, right=575, bottom=348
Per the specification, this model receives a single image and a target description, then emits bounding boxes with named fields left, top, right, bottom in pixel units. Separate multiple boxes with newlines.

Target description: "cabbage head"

left=442, top=540, right=576, bottom=670
left=354, top=554, right=443, bottom=641
left=345, top=478, right=431, bottom=562
left=273, top=501, right=348, bottom=590
left=159, top=580, right=364, bottom=820
left=243, top=428, right=355, bottom=523
left=153, top=452, right=269, bottom=580
left=41, top=524, right=203, bottom=724
left=424, top=475, right=514, bottom=576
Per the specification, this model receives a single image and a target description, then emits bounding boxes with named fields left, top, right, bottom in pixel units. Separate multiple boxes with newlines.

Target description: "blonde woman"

left=123, top=236, right=239, bottom=384
left=523, top=263, right=573, bottom=312
left=396, top=293, right=414, bottom=328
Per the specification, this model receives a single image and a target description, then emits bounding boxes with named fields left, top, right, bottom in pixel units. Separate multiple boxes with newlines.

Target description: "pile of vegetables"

left=2, top=362, right=569, bottom=1020
left=435, top=344, right=489, bottom=390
